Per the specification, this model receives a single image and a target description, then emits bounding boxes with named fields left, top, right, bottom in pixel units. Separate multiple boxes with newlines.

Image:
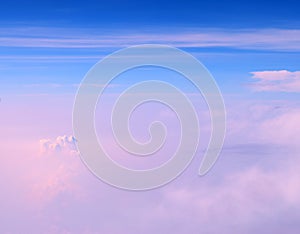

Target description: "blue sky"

left=1, top=0, right=299, bottom=27
left=1, top=0, right=300, bottom=95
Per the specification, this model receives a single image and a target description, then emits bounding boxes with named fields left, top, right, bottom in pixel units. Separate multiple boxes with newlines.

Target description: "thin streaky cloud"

left=0, top=28, right=299, bottom=51
left=0, top=55, right=102, bottom=60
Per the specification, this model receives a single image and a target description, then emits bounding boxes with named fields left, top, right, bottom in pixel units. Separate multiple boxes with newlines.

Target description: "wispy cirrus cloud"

left=0, top=27, right=300, bottom=51
left=250, top=70, right=300, bottom=92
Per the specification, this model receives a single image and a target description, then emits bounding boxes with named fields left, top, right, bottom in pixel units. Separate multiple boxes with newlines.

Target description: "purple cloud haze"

left=1, top=96, right=300, bottom=233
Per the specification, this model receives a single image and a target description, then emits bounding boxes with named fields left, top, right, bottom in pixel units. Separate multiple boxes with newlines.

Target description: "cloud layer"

left=2, top=98, right=300, bottom=233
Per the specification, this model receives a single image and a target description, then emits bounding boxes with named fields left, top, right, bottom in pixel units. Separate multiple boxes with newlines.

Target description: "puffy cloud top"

left=40, top=135, right=77, bottom=155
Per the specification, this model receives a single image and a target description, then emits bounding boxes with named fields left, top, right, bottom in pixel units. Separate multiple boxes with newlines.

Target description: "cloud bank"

left=2, top=100, right=300, bottom=233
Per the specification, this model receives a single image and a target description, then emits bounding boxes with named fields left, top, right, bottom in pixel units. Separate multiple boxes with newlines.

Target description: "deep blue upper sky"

left=1, top=0, right=299, bottom=98
left=1, top=0, right=299, bottom=28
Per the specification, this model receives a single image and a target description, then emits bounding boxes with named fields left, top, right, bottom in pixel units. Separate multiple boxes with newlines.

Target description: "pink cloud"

left=250, top=70, right=300, bottom=92
left=258, top=108, right=300, bottom=146
left=2, top=94, right=300, bottom=233
left=161, top=155, right=300, bottom=233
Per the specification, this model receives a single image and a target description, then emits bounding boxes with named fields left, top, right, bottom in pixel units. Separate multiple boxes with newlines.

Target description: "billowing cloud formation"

left=161, top=154, right=300, bottom=234
left=250, top=70, right=300, bottom=92
left=2, top=100, right=300, bottom=233
left=40, top=135, right=78, bottom=155
left=226, top=101, right=300, bottom=147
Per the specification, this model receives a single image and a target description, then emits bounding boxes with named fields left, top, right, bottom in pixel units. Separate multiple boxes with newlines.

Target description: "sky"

left=1, top=0, right=300, bottom=233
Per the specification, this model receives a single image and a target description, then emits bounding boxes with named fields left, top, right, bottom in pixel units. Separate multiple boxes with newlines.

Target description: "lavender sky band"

left=72, top=44, right=226, bottom=190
